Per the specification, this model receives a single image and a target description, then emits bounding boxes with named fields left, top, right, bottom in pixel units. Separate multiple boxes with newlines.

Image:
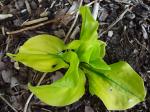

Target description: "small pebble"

left=20, top=9, right=29, bottom=19
left=85, top=106, right=94, bottom=112
left=14, top=62, right=20, bottom=70
left=108, top=30, right=113, bottom=37
left=1, top=70, right=12, bottom=83
left=54, top=29, right=65, bottom=38
left=133, top=49, right=138, bottom=54
left=126, top=13, right=135, bottom=19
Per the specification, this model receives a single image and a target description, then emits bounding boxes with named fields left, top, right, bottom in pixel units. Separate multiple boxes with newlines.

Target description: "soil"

left=0, top=0, right=150, bottom=112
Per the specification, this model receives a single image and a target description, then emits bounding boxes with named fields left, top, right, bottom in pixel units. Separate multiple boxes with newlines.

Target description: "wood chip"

left=1, top=70, right=12, bottom=83
left=0, top=14, right=13, bottom=20
left=22, top=17, right=48, bottom=26
left=25, top=0, right=31, bottom=15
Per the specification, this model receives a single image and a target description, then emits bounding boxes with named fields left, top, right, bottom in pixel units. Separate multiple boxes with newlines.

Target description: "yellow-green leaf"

left=7, top=34, right=68, bottom=72
left=89, top=58, right=110, bottom=70
left=90, top=40, right=106, bottom=59
left=7, top=53, right=68, bottom=72
left=29, top=52, right=86, bottom=106
left=80, top=6, right=99, bottom=41
left=84, top=61, right=146, bottom=110
left=66, top=40, right=81, bottom=50
left=19, top=34, right=65, bottom=54
left=77, top=40, right=107, bottom=63
left=77, top=6, right=107, bottom=63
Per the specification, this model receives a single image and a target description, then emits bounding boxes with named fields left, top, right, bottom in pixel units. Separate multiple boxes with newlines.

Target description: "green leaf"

left=77, top=6, right=107, bottom=64
left=83, top=61, right=146, bottom=110
left=89, top=58, right=110, bottom=70
left=7, top=53, right=68, bottom=72
left=77, top=6, right=99, bottom=62
left=77, top=40, right=96, bottom=63
left=19, top=34, right=65, bottom=54
left=7, top=34, right=68, bottom=72
left=29, top=52, right=86, bottom=106
left=77, top=40, right=107, bottom=63
left=66, top=40, right=81, bottom=50
left=79, top=6, right=99, bottom=41
left=90, top=40, right=106, bottom=59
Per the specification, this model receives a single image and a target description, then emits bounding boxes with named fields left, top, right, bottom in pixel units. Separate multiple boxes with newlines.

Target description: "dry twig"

left=100, top=6, right=133, bottom=36
left=6, top=18, right=60, bottom=35
left=7, top=20, right=57, bottom=35
left=86, top=1, right=95, bottom=6
left=70, top=25, right=80, bottom=39
left=0, top=94, right=18, bottom=112
left=92, top=0, right=99, bottom=20
left=22, top=17, right=48, bottom=26
left=64, top=0, right=83, bottom=42
left=0, top=14, right=13, bottom=20
left=25, top=0, right=31, bottom=14
left=6, top=15, right=71, bottom=35
left=23, top=73, right=47, bottom=112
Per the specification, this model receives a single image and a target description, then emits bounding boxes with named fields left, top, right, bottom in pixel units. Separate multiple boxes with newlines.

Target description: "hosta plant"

left=7, top=6, right=146, bottom=110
